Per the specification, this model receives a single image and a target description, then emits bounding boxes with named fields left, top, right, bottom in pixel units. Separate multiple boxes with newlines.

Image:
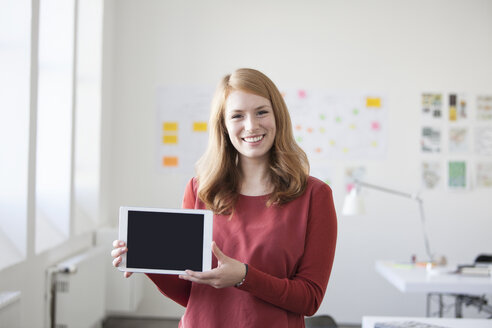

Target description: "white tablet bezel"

left=118, top=206, right=213, bottom=275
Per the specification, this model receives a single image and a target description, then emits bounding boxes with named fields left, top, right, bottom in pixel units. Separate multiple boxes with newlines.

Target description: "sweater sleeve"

left=145, top=178, right=196, bottom=307
left=237, top=183, right=338, bottom=316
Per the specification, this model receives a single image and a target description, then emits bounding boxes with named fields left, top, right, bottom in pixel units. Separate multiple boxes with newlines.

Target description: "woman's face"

left=224, top=90, right=276, bottom=163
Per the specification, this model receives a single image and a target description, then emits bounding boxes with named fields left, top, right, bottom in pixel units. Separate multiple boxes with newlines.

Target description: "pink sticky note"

left=371, top=121, right=381, bottom=131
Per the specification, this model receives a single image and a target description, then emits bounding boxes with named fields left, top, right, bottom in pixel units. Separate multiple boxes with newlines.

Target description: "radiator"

left=0, top=291, right=21, bottom=328
left=48, top=246, right=106, bottom=328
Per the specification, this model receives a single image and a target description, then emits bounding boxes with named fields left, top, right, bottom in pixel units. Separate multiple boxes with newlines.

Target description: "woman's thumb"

left=212, top=241, right=226, bottom=261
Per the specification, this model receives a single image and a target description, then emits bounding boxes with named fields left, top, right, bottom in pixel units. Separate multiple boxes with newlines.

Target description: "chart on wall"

left=156, top=86, right=387, bottom=173
left=283, top=89, right=387, bottom=161
left=156, top=86, right=214, bottom=174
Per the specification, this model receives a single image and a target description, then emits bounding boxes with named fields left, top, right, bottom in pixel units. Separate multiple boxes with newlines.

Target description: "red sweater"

left=147, top=176, right=337, bottom=328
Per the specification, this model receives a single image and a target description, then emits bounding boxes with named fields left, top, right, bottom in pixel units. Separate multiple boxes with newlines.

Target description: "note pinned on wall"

left=422, top=161, right=441, bottom=189
left=284, top=89, right=387, bottom=161
left=366, top=97, right=381, bottom=108
left=156, top=86, right=213, bottom=173
left=156, top=86, right=387, bottom=171
left=476, top=162, right=492, bottom=188
left=421, top=93, right=443, bottom=120
left=448, top=161, right=467, bottom=190
left=475, top=126, right=492, bottom=156
left=163, top=135, right=178, bottom=144
left=449, top=127, right=469, bottom=153
left=163, top=122, right=179, bottom=131
left=193, top=122, right=208, bottom=132
left=163, top=156, right=179, bottom=167
left=477, top=95, right=492, bottom=121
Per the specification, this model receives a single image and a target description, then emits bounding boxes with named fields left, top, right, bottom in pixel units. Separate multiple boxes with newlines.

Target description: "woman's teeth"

left=243, top=135, right=264, bottom=143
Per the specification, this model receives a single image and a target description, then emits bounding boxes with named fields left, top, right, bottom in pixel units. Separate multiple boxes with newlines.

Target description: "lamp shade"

left=342, top=187, right=365, bottom=216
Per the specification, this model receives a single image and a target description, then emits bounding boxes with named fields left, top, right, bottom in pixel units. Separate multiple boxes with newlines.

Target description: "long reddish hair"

left=196, top=68, right=309, bottom=215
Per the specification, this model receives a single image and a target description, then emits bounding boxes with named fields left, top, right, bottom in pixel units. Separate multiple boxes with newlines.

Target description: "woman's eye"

left=257, top=110, right=269, bottom=116
left=231, top=114, right=242, bottom=119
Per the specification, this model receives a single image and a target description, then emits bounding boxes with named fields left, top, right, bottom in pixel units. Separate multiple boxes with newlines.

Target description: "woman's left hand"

left=179, top=241, right=247, bottom=289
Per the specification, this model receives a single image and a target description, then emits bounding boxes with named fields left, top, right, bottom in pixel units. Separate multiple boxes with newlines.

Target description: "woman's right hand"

left=111, top=240, right=133, bottom=278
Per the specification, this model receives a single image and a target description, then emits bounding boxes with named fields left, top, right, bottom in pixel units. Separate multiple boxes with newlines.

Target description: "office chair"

left=304, top=315, right=338, bottom=328
left=475, top=254, right=492, bottom=264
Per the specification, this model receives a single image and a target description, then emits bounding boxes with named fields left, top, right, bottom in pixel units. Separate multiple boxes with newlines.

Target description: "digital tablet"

left=118, top=206, right=213, bottom=274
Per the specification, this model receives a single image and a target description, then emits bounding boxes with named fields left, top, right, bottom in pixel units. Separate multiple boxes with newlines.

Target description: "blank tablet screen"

left=126, top=210, right=204, bottom=271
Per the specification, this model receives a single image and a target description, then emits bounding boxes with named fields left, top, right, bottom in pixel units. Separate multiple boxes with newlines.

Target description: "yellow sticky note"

left=163, top=135, right=178, bottom=144
left=163, top=122, right=178, bottom=131
left=366, top=97, right=381, bottom=108
left=193, top=122, right=207, bottom=132
left=163, top=156, right=178, bottom=167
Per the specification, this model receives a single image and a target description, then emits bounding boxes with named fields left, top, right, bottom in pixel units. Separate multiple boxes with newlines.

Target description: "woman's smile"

left=242, top=134, right=265, bottom=143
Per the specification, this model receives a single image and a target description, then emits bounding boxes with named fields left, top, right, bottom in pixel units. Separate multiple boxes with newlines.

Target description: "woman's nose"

left=244, top=115, right=258, bottom=132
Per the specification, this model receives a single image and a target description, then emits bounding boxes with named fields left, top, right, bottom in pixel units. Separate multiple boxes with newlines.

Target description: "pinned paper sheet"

left=163, top=135, right=178, bottom=144
left=193, top=122, right=208, bottom=132
left=421, top=93, right=442, bottom=120
left=448, top=161, right=467, bottom=189
left=422, top=161, right=441, bottom=189
left=163, top=156, right=178, bottom=167
left=476, top=162, right=492, bottom=188
left=477, top=95, right=492, bottom=121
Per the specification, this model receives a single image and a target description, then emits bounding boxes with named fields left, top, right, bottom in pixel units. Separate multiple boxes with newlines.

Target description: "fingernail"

left=119, top=241, right=125, bottom=246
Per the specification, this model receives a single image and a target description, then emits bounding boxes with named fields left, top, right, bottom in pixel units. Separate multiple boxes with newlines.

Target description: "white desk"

left=363, top=316, right=492, bottom=328
left=376, top=261, right=492, bottom=317
left=376, top=261, right=492, bottom=295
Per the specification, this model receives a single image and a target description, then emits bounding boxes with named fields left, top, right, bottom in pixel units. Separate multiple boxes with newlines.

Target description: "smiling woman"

left=111, top=68, right=338, bottom=328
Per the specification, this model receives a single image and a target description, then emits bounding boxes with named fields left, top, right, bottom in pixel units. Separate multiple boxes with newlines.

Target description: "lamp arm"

left=355, top=179, right=434, bottom=262
left=355, top=180, right=419, bottom=201
left=418, top=199, right=434, bottom=262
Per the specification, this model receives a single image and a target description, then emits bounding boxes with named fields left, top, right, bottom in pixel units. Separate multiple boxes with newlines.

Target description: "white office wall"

left=104, top=0, right=492, bottom=323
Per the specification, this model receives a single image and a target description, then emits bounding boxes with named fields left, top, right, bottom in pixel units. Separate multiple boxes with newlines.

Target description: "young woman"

left=111, top=68, right=337, bottom=327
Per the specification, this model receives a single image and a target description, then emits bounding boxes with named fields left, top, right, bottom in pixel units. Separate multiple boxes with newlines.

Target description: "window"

left=35, top=0, right=76, bottom=253
left=73, top=0, right=103, bottom=235
left=0, top=0, right=31, bottom=268
left=0, top=0, right=103, bottom=265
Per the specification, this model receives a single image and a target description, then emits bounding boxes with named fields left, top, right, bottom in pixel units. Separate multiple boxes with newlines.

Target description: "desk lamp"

left=342, top=179, right=435, bottom=263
